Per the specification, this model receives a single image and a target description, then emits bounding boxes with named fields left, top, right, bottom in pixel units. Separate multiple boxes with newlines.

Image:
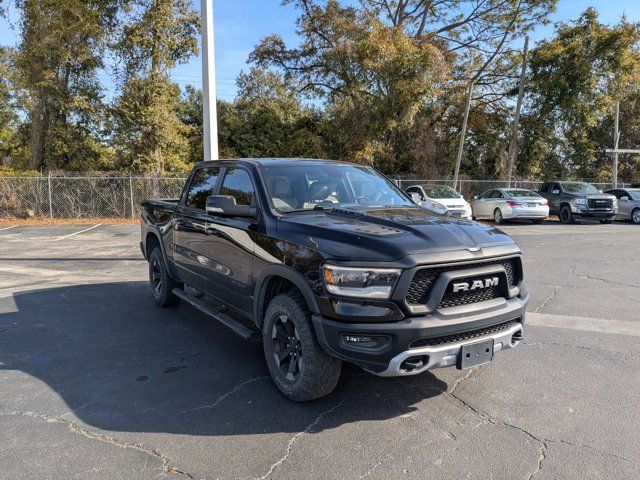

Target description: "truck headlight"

left=323, top=265, right=401, bottom=299
left=573, top=198, right=587, bottom=205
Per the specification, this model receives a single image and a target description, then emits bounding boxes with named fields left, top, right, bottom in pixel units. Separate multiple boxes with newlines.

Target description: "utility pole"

left=201, top=0, right=219, bottom=161
left=507, top=36, right=529, bottom=187
left=613, top=100, right=620, bottom=188
left=453, top=81, right=474, bottom=190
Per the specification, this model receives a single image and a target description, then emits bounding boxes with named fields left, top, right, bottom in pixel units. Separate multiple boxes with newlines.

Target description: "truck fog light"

left=341, top=334, right=390, bottom=349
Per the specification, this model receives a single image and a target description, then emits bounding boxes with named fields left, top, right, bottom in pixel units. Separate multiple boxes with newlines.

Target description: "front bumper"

left=312, top=292, right=528, bottom=376
left=570, top=205, right=616, bottom=218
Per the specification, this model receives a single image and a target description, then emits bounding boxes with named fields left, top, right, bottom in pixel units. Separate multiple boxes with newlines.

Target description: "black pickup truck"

left=140, top=159, right=527, bottom=401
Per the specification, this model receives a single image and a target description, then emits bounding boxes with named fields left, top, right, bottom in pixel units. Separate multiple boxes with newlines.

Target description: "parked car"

left=471, top=188, right=549, bottom=224
left=141, top=159, right=527, bottom=401
left=538, top=181, right=617, bottom=224
left=605, top=188, right=640, bottom=224
left=405, top=184, right=472, bottom=219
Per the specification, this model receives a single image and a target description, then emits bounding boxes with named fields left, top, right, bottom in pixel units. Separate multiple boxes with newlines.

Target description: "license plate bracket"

left=458, top=338, right=494, bottom=369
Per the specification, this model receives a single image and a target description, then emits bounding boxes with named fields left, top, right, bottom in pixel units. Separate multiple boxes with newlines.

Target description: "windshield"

left=562, top=182, right=599, bottom=194
left=422, top=186, right=461, bottom=199
left=505, top=189, right=541, bottom=198
left=260, top=163, right=414, bottom=212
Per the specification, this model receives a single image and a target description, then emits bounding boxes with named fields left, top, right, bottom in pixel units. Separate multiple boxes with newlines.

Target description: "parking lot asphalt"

left=1, top=221, right=639, bottom=480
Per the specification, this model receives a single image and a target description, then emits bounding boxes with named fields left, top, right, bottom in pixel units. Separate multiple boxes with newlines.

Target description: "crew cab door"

left=545, top=183, right=563, bottom=214
left=173, top=166, right=222, bottom=292
left=199, top=167, right=258, bottom=314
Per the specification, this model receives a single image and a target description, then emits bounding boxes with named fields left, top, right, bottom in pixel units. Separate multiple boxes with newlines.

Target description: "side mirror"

left=206, top=195, right=256, bottom=218
left=409, top=192, right=422, bottom=204
left=621, top=196, right=629, bottom=201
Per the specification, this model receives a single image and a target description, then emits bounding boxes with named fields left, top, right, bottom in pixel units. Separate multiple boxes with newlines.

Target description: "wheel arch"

left=254, top=265, right=320, bottom=328
left=144, top=227, right=177, bottom=279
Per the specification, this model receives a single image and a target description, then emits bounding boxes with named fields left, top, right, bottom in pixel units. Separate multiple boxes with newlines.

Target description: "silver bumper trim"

left=369, top=323, right=523, bottom=377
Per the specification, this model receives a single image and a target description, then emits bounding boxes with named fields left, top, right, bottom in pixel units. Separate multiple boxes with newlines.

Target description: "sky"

left=1, top=0, right=639, bottom=101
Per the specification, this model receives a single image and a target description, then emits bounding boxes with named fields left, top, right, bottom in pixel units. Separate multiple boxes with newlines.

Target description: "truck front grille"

left=437, top=285, right=502, bottom=309
left=409, top=320, right=520, bottom=348
left=588, top=198, right=613, bottom=209
left=405, top=257, right=520, bottom=306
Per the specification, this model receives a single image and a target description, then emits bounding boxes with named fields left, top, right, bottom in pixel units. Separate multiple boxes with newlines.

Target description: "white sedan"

left=405, top=184, right=473, bottom=219
left=471, top=188, right=549, bottom=224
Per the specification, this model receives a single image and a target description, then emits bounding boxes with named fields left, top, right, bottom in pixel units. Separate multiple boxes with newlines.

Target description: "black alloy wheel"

left=272, top=315, right=303, bottom=382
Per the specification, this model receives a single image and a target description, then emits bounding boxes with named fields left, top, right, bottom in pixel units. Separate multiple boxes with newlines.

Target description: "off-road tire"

left=148, top=248, right=181, bottom=307
left=263, top=293, right=341, bottom=401
left=494, top=208, right=504, bottom=224
left=559, top=205, right=574, bottom=224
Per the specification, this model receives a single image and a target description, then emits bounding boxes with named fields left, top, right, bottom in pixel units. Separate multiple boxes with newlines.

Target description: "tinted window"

left=260, top=164, right=413, bottom=212
left=489, top=190, right=504, bottom=199
left=186, top=168, right=221, bottom=210
left=539, top=183, right=549, bottom=193
left=221, top=168, right=254, bottom=206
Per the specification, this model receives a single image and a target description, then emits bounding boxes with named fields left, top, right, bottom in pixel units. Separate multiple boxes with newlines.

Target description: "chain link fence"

left=0, top=173, right=628, bottom=219
left=0, top=174, right=186, bottom=219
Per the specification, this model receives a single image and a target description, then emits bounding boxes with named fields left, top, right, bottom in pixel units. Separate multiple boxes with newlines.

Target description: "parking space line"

left=0, top=225, right=19, bottom=232
left=52, top=224, right=103, bottom=242
left=528, top=312, right=640, bottom=337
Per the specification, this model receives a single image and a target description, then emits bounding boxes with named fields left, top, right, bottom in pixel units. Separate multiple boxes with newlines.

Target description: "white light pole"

left=201, top=0, right=219, bottom=161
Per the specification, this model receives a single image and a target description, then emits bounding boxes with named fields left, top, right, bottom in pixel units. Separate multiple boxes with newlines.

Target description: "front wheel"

left=263, top=293, right=341, bottom=401
left=631, top=209, right=640, bottom=224
left=148, top=248, right=181, bottom=307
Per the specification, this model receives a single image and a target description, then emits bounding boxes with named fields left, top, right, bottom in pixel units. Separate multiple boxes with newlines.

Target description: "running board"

left=172, top=288, right=255, bottom=340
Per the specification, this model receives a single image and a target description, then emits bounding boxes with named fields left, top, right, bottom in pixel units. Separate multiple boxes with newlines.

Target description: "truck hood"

left=276, top=207, right=515, bottom=262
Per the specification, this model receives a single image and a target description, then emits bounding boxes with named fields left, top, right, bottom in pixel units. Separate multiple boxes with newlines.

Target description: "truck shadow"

left=0, top=282, right=447, bottom=436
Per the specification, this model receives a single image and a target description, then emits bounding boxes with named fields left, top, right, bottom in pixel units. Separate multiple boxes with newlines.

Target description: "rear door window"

left=185, top=167, right=221, bottom=210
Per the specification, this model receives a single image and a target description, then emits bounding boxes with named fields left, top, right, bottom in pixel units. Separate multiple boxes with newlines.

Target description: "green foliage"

left=521, top=8, right=640, bottom=180
left=218, top=68, right=326, bottom=159
left=111, top=0, right=199, bottom=173
left=13, top=0, right=119, bottom=170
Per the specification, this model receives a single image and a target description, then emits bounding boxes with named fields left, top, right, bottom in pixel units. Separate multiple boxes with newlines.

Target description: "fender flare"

left=253, top=264, right=320, bottom=327
left=145, top=226, right=179, bottom=280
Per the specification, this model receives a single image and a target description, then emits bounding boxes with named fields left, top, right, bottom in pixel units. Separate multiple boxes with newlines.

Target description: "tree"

left=521, top=8, right=640, bottom=180
left=218, top=68, right=326, bottom=159
left=0, top=46, right=20, bottom=162
left=250, top=0, right=555, bottom=174
left=112, top=0, right=199, bottom=173
left=12, top=0, right=119, bottom=170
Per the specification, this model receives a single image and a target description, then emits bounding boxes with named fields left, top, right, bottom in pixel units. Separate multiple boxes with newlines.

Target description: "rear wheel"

left=631, top=209, right=640, bottom=225
left=263, top=293, right=341, bottom=401
left=494, top=208, right=504, bottom=224
left=559, top=205, right=574, bottom=224
left=148, top=248, right=181, bottom=307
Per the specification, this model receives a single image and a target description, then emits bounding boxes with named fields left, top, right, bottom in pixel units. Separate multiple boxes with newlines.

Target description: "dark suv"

left=538, top=181, right=617, bottom=224
left=141, top=159, right=527, bottom=401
